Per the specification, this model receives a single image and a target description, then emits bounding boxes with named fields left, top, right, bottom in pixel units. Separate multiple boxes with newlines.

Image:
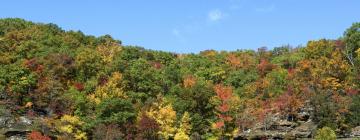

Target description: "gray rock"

left=288, top=120, right=317, bottom=138
left=273, top=120, right=298, bottom=132
left=236, top=118, right=316, bottom=139
left=0, top=116, right=32, bottom=140
left=18, top=117, right=31, bottom=126
left=6, top=135, right=26, bottom=140
left=5, top=119, right=15, bottom=128
left=4, top=131, right=29, bottom=140
left=0, top=108, right=13, bottom=129
left=351, top=126, right=360, bottom=137
left=0, top=117, right=11, bottom=128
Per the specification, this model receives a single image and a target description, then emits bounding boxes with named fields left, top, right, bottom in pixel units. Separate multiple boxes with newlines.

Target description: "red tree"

left=213, top=84, right=234, bottom=135
left=136, top=113, right=160, bottom=140
left=74, top=82, right=84, bottom=91
left=27, top=131, right=51, bottom=140
left=257, top=59, right=276, bottom=77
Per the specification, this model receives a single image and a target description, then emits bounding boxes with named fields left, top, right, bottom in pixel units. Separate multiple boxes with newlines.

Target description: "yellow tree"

left=88, top=72, right=127, bottom=104
left=96, top=45, right=121, bottom=64
left=146, top=97, right=177, bottom=139
left=55, top=115, right=87, bottom=140
left=174, top=112, right=192, bottom=140
left=183, top=75, right=196, bottom=88
left=323, top=49, right=350, bottom=89
left=295, top=40, right=351, bottom=95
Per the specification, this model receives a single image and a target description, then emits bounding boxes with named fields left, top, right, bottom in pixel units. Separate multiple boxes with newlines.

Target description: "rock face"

left=236, top=118, right=316, bottom=140
left=0, top=108, right=33, bottom=140
left=235, top=107, right=360, bottom=140
left=287, top=120, right=317, bottom=138
left=235, top=108, right=317, bottom=140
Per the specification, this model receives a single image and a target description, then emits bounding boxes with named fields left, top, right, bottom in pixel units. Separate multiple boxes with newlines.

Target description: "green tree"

left=75, top=47, right=102, bottom=81
left=344, top=22, right=360, bottom=66
left=92, top=98, right=136, bottom=128
left=347, top=95, right=360, bottom=127
left=170, top=80, right=215, bottom=136
left=311, top=92, right=338, bottom=129
left=123, top=58, right=163, bottom=100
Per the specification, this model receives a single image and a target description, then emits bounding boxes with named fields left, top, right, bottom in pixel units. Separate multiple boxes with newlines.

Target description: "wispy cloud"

left=255, top=4, right=275, bottom=12
left=208, top=9, right=224, bottom=21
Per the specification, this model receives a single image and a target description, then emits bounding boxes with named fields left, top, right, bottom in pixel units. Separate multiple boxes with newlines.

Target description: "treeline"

left=0, top=18, right=359, bottom=139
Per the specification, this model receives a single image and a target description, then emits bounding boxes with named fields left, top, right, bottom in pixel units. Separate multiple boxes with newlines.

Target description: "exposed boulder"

left=287, top=120, right=317, bottom=138
left=235, top=105, right=316, bottom=140
left=351, top=126, right=360, bottom=137
left=239, top=129, right=287, bottom=140
left=237, top=117, right=299, bottom=139
left=0, top=108, right=33, bottom=140
left=18, top=117, right=31, bottom=126
left=5, top=132, right=27, bottom=140
left=0, top=116, right=11, bottom=128
left=272, top=120, right=298, bottom=132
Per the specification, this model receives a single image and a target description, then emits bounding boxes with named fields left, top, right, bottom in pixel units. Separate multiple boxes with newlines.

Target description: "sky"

left=1, top=0, right=360, bottom=53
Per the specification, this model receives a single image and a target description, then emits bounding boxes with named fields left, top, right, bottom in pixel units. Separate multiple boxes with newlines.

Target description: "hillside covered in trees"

left=0, top=18, right=360, bottom=140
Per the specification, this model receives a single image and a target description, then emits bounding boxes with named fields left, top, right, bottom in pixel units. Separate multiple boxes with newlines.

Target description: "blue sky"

left=1, top=0, right=359, bottom=53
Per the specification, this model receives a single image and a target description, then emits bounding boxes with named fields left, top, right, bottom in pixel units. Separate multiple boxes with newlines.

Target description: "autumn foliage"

left=27, top=131, right=51, bottom=140
left=1, top=18, right=360, bottom=139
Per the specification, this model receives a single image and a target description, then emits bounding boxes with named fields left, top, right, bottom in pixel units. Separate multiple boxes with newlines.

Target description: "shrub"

left=27, top=131, right=51, bottom=140
left=315, top=127, right=336, bottom=140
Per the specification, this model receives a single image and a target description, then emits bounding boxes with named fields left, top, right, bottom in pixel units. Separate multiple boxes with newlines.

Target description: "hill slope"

left=0, top=18, right=360, bottom=139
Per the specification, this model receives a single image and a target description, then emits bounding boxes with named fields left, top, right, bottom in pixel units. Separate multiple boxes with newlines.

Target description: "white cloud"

left=208, top=9, right=224, bottom=21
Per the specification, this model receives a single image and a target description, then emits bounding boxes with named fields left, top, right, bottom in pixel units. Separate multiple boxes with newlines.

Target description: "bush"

left=27, top=131, right=51, bottom=140
left=315, top=127, right=336, bottom=140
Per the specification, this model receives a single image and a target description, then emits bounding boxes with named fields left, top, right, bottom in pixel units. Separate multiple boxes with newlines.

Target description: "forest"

left=0, top=18, right=360, bottom=140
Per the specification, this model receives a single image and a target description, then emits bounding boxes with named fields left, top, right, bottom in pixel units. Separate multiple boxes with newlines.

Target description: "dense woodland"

left=0, top=18, right=360, bottom=140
